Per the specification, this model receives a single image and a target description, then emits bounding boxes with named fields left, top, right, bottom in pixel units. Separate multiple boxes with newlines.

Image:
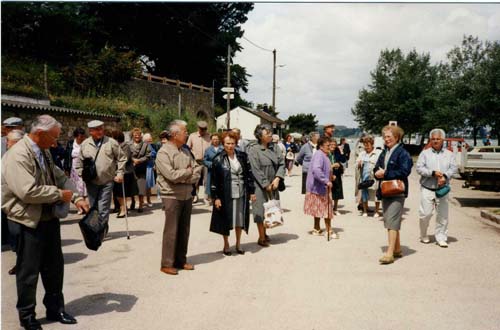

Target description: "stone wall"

left=125, top=78, right=214, bottom=122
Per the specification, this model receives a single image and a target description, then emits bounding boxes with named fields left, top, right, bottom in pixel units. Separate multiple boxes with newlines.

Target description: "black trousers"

left=13, top=219, right=65, bottom=321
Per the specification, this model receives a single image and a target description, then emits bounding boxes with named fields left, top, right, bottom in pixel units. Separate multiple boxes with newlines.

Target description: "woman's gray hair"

left=166, top=120, right=187, bottom=137
left=30, top=115, right=62, bottom=133
left=7, top=129, right=25, bottom=142
left=429, top=128, right=446, bottom=139
left=309, top=131, right=319, bottom=139
left=142, top=133, right=152, bottom=142
left=254, top=124, right=272, bottom=142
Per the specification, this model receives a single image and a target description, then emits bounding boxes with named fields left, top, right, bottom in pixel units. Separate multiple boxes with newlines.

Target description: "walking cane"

left=327, top=185, right=332, bottom=242
left=121, top=181, right=130, bottom=240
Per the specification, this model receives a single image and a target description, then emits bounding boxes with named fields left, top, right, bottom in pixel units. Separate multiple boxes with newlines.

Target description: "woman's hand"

left=375, top=169, right=385, bottom=179
left=250, top=194, right=256, bottom=202
left=214, top=199, right=222, bottom=209
left=327, top=182, right=333, bottom=188
left=332, top=163, right=340, bottom=169
left=272, top=177, right=280, bottom=190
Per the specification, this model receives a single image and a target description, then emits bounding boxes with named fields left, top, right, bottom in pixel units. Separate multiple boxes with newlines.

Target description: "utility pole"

left=226, top=45, right=231, bottom=129
left=272, top=49, right=276, bottom=113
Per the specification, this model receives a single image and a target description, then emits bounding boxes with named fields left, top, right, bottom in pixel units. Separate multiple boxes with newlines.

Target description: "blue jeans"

left=86, top=181, right=114, bottom=226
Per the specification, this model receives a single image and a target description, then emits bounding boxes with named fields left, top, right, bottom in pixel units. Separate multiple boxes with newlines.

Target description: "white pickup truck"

left=460, top=146, right=500, bottom=189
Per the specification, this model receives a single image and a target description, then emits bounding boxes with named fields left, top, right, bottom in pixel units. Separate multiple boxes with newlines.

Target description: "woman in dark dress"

left=328, top=139, right=346, bottom=215
left=210, top=131, right=256, bottom=255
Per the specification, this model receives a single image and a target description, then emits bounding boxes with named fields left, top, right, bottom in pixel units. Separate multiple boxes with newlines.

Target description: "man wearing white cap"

left=2, top=117, right=24, bottom=157
left=186, top=120, right=211, bottom=203
left=76, top=120, right=127, bottom=233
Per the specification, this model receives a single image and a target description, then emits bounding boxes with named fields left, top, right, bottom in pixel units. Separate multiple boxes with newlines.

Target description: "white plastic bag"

left=263, top=199, right=284, bottom=228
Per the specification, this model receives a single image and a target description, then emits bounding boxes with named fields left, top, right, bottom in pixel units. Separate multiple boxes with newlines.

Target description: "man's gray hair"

left=30, top=115, right=62, bottom=133
left=309, top=131, right=319, bottom=139
left=429, top=128, right=446, bottom=139
left=166, top=120, right=187, bottom=137
left=7, top=129, right=25, bottom=142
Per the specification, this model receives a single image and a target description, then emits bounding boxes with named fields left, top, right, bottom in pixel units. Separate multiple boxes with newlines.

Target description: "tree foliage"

left=286, top=113, right=318, bottom=135
left=1, top=2, right=254, bottom=105
left=352, top=36, right=500, bottom=143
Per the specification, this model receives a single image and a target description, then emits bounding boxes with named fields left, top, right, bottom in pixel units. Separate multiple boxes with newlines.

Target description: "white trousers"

left=419, top=186, right=449, bottom=242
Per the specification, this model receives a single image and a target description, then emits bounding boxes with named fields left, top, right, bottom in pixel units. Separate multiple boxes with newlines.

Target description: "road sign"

left=221, top=87, right=235, bottom=93
left=223, top=94, right=235, bottom=100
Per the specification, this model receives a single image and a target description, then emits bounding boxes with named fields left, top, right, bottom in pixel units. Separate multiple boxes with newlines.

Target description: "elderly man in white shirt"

left=416, top=128, right=457, bottom=248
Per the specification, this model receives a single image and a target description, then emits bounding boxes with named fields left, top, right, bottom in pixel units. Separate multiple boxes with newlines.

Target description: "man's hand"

left=132, top=159, right=140, bottom=166
left=60, top=190, right=73, bottom=203
left=250, top=194, right=257, bottom=202
left=437, top=176, right=446, bottom=187
left=75, top=199, right=90, bottom=214
left=266, top=184, right=273, bottom=192
left=114, top=175, right=124, bottom=183
left=375, top=169, right=385, bottom=179
left=434, top=170, right=443, bottom=178
left=214, top=199, right=222, bottom=209
left=332, top=163, right=340, bottom=169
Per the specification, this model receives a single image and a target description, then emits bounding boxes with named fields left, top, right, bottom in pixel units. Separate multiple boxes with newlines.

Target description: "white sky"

left=234, top=3, right=500, bottom=127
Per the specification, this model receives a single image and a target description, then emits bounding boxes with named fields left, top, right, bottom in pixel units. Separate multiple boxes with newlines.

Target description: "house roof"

left=238, top=106, right=285, bottom=124
left=1, top=99, right=122, bottom=119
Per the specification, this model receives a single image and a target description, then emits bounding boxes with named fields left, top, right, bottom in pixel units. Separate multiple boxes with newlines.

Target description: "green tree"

left=446, top=35, right=491, bottom=145
left=286, top=113, right=318, bottom=135
left=352, top=48, right=439, bottom=139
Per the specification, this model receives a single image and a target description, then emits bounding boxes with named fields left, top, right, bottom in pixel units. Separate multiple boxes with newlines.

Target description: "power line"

left=242, top=36, right=273, bottom=52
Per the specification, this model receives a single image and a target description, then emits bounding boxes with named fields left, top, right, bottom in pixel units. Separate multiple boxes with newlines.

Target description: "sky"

left=234, top=3, right=500, bottom=128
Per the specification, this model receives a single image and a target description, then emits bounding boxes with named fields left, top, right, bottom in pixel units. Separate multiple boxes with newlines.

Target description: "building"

left=216, top=106, right=286, bottom=140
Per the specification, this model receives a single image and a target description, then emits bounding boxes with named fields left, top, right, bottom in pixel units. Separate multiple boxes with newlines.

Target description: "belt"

left=422, top=185, right=437, bottom=191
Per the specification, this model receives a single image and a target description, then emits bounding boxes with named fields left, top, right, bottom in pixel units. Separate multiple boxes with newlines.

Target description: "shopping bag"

left=79, top=207, right=107, bottom=251
left=263, top=198, right=284, bottom=228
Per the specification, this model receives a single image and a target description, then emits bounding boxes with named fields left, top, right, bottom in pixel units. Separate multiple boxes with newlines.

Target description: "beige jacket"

left=76, top=136, right=127, bottom=185
left=187, top=132, right=211, bottom=161
left=156, top=142, right=202, bottom=200
left=1, top=136, right=80, bottom=228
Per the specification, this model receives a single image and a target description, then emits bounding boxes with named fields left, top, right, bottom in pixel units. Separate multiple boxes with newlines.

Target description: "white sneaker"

left=437, top=241, right=448, bottom=248
left=420, top=236, right=431, bottom=244
left=362, top=213, right=368, bottom=217
left=374, top=213, right=381, bottom=218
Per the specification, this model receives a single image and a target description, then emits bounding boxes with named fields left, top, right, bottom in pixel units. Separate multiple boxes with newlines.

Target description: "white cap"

left=87, top=120, right=104, bottom=128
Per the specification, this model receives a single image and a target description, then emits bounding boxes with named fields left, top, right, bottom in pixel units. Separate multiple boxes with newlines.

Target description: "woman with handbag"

left=210, top=131, right=256, bottom=255
left=247, top=124, right=286, bottom=247
left=304, top=136, right=336, bottom=239
left=328, top=139, right=346, bottom=215
left=374, top=125, right=413, bottom=264
left=356, top=135, right=382, bottom=218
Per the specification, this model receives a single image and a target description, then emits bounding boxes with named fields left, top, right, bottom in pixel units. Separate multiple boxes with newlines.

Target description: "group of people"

left=1, top=113, right=458, bottom=330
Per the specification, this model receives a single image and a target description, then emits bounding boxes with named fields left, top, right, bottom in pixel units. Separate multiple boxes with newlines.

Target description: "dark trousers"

left=161, top=199, right=192, bottom=268
left=14, top=219, right=65, bottom=322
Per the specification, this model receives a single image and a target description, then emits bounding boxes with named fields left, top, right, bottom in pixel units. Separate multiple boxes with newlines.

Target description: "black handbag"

left=278, top=177, right=286, bottom=192
left=358, top=179, right=375, bottom=190
left=79, top=205, right=107, bottom=251
left=82, top=142, right=103, bottom=183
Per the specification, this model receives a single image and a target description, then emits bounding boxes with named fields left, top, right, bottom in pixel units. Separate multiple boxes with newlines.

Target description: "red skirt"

left=304, top=192, right=333, bottom=219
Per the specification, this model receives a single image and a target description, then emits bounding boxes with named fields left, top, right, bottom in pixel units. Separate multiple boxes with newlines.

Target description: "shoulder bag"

left=82, top=142, right=103, bottom=183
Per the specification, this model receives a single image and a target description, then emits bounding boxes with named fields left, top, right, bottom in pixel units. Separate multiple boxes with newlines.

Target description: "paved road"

left=2, top=160, right=500, bottom=330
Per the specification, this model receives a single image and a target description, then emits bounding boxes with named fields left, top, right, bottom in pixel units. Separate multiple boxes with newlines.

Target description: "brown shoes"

left=257, top=239, right=270, bottom=247
left=160, top=267, right=178, bottom=275
left=181, top=263, right=195, bottom=271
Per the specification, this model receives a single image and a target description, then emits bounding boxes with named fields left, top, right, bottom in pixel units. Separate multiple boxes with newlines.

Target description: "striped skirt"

left=304, top=192, right=333, bottom=219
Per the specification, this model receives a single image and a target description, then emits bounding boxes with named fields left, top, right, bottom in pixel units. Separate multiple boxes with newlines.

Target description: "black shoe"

left=223, top=249, right=232, bottom=256
left=236, top=248, right=245, bottom=255
left=46, top=311, right=77, bottom=324
left=20, top=316, right=42, bottom=330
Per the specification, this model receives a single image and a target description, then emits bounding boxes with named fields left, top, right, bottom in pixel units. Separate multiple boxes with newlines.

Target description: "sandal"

left=257, top=239, right=269, bottom=247
left=379, top=255, right=395, bottom=264
left=310, top=229, right=324, bottom=236
left=223, top=249, right=232, bottom=256
left=393, top=251, right=403, bottom=258
left=236, top=248, right=245, bottom=255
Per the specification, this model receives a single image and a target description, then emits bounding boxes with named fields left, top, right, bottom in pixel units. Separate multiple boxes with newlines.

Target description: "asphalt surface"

left=2, top=159, right=500, bottom=330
